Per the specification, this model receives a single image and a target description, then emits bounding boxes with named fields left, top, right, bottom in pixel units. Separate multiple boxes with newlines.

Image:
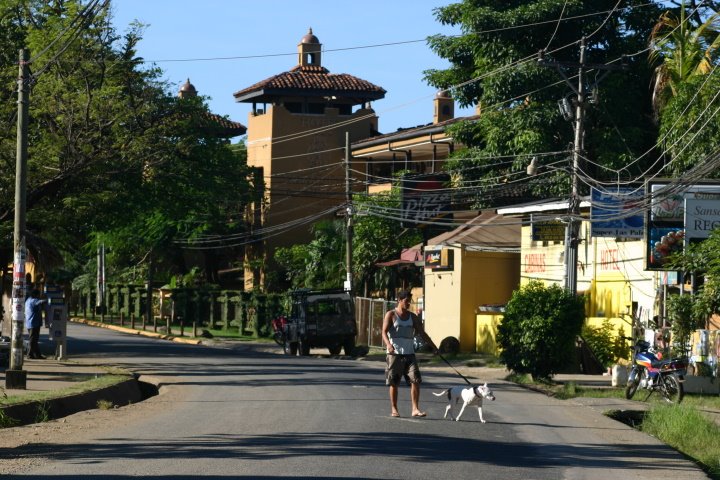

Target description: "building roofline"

left=496, top=197, right=591, bottom=215
left=352, top=114, right=480, bottom=149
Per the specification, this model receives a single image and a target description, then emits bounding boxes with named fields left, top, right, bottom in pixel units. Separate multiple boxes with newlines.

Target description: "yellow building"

left=422, top=212, right=521, bottom=352
left=233, top=29, right=386, bottom=291
left=497, top=200, right=657, bottom=341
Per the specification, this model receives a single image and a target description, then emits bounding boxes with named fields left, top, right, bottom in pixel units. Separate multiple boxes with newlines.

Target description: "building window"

left=308, top=103, right=325, bottom=114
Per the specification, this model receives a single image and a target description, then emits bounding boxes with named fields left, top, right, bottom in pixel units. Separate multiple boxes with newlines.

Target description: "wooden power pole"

left=6, top=49, right=30, bottom=389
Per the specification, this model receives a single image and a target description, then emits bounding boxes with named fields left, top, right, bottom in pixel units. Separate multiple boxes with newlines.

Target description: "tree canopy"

left=424, top=0, right=663, bottom=206
left=274, top=187, right=422, bottom=295
left=0, top=0, right=256, bottom=285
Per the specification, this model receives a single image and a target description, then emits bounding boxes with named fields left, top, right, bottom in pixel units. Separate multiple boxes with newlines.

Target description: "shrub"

left=666, top=294, right=703, bottom=356
left=497, top=281, right=585, bottom=380
left=582, top=319, right=626, bottom=368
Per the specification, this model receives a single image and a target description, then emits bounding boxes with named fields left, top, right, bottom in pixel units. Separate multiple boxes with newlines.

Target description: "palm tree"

left=649, top=1, right=720, bottom=115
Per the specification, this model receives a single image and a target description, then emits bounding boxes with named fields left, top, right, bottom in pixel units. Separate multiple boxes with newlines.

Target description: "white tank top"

left=388, top=310, right=415, bottom=355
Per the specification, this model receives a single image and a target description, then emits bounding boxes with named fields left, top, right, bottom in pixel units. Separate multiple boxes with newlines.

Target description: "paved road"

left=2, top=323, right=710, bottom=479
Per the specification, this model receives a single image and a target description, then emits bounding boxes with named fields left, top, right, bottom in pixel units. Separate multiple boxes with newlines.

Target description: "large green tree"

left=352, top=188, right=422, bottom=296
left=651, top=2, right=720, bottom=174
left=274, top=219, right=347, bottom=290
left=424, top=0, right=663, bottom=206
left=0, top=0, right=256, bottom=284
left=274, top=187, right=423, bottom=295
left=650, top=2, right=720, bottom=113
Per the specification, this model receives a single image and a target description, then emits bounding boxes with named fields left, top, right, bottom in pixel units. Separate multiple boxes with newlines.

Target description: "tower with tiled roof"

left=178, top=79, right=246, bottom=138
left=234, top=29, right=385, bottom=291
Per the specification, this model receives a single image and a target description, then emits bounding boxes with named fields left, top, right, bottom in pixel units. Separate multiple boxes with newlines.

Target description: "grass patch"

left=0, top=373, right=132, bottom=407
left=34, top=402, right=50, bottom=423
left=0, top=409, right=18, bottom=428
left=505, top=375, right=720, bottom=409
left=641, top=404, right=720, bottom=478
left=681, top=393, right=720, bottom=411
left=560, top=384, right=720, bottom=409
left=505, top=372, right=556, bottom=387
left=205, top=328, right=274, bottom=342
left=97, top=399, right=115, bottom=410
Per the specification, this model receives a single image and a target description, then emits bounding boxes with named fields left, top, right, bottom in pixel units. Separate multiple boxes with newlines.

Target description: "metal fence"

left=355, top=297, right=396, bottom=348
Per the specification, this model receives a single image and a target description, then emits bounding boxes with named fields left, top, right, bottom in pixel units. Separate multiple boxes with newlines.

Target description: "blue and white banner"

left=591, top=188, right=644, bottom=238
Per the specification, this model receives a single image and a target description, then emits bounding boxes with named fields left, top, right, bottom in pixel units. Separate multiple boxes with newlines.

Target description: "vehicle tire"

left=298, top=336, right=311, bottom=356
left=625, top=367, right=640, bottom=400
left=660, top=374, right=684, bottom=403
left=273, top=332, right=285, bottom=347
left=343, top=337, right=356, bottom=356
left=328, top=345, right=342, bottom=355
left=284, top=338, right=297, bottom=356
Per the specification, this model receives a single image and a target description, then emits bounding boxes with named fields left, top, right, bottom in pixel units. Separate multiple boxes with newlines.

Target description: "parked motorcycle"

left=271, top=316, right=287, bottom=347
left=625, top=337, right=686, bottom=403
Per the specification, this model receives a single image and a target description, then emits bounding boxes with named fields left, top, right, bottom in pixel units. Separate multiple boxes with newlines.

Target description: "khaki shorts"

left=385, top=354, right=422, bottom=386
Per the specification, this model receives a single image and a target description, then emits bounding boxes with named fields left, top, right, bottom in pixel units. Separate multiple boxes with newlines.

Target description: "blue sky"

left=110, top=1, right=474, bottom=139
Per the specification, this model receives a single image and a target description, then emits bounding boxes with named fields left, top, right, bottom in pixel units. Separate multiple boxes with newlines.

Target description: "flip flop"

left=412, top=412, right=427, bottom=417
left=391, top=412, right=401, bottom=417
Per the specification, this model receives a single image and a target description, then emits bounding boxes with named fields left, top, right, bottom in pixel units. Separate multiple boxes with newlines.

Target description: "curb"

left=0, top=376, right=144, bottom=427
left=70, top=318, right=202, bottom=345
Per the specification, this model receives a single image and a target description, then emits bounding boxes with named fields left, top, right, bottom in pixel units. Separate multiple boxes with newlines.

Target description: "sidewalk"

left=1, top=357, right=109, bottom=400
left=0, top=353, right=144, bottom=427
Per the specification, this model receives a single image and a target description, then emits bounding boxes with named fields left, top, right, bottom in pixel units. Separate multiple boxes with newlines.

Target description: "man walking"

left=381, top=290, right=437, bottom=418
left=25, top=289, right=47, bottom=359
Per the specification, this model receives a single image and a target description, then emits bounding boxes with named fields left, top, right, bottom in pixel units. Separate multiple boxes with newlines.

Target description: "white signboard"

left=651, top=183, right=720, bottom=221
left=684, top=198, right=720, bottom=240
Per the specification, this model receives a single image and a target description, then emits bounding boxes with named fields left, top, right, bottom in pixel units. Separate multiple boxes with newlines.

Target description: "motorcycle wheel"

left=660, top=374, right=684, bottom=404
left=625, top=367, right=641, bottom=400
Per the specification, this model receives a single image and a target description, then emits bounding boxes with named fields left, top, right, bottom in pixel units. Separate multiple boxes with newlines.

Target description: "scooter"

left=625, top=337, right=686, bottom=403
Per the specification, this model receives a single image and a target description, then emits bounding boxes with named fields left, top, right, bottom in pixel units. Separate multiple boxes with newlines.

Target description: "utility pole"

left=97, top=243, right=105, bottom=318
left=6, top=49, right=30, bottom=389
left=344, top=132, right=353, bottom=292
left=565, top=37, right=587, bottom=296
left=539, top=37, right=626, bottom=295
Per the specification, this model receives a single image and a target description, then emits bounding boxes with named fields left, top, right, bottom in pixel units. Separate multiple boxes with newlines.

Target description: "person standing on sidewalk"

left=25, top=289, right=47, bottom=359
left=381, top=290, right=438, bottom=418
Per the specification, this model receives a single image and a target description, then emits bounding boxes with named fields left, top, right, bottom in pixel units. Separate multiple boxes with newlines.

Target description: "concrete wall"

left=475, top=313, right=502, bottom=355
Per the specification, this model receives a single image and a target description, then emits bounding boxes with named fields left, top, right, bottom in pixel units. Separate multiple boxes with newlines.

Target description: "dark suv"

left=283, top=289, right=357, bottom=356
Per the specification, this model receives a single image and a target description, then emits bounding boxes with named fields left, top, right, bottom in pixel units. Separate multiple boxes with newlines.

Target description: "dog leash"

left=436, top=351, right=472, bottom=385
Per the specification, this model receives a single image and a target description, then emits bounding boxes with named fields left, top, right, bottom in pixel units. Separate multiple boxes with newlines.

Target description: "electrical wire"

left=177, top=2, right=720, bottom=247
left=544, top=0, right=570, bottom=51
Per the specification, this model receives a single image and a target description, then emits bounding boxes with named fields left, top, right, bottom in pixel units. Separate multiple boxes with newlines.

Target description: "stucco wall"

left=244, top=104, right=378, bottom=289
left=521, top=222, right=656, bottom=323
left=425, top=246, right=519, bottom=352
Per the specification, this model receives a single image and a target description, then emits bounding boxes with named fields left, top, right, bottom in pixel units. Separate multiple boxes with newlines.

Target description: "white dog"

left=432, top=383, right=496, bottom=422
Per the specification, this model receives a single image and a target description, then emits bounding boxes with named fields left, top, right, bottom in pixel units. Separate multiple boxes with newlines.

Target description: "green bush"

left=582, top=319, right=626, bottom=368
left=497, top=281, right=585, bottom=380
left=666, top=294, right=703, bottom=357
